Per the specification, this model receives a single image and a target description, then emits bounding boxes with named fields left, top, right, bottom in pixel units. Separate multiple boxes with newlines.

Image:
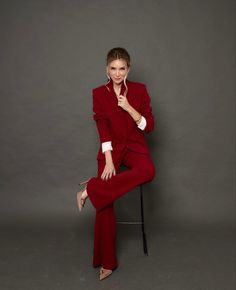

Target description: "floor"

left=0, top=218, right=235, bottom=290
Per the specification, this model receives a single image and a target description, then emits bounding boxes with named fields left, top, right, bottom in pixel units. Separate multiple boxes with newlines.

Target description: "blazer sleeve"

left=140, top=85, right=155, bottom=133
left=92, top=89, right=112, bottom=143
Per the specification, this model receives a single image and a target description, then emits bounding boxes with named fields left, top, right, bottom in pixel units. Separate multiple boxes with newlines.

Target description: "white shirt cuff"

left=137, top=116, right=147, bottom=130
left=102, top=141, right=113, bottom=153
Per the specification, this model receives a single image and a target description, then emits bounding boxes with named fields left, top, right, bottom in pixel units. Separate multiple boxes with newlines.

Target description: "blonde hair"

left=106, top=47, right=131, bottom=67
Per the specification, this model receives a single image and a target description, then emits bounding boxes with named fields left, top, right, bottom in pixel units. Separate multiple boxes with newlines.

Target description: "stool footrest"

left=117, top=221, right=143, bottom=225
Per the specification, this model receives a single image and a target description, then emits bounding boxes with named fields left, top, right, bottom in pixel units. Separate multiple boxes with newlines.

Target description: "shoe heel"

left=78, top=179, right=89, bottom=186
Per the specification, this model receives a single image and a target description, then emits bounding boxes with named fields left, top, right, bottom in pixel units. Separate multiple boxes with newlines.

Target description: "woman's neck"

left=113, top=83, right=121, bottom=96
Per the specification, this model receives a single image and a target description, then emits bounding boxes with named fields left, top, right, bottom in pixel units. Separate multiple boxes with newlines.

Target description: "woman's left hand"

left=117, top=95, right=130, bottom=111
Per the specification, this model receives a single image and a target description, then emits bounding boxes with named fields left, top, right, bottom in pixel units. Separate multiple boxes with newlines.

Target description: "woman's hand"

left=101, top=150, right=116, bottom=180
left=117, top=95, right=142, bottom=124
left=117, top=95, right=131, bottom=111
left=101, top=161, right=116, bottom=180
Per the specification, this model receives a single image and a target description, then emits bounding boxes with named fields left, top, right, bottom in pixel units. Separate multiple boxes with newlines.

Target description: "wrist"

left=105, top=151, right=113, bottom=163
left=135, top=114, right=142, bottom=124
left=126, top=104, right=132, bottom=113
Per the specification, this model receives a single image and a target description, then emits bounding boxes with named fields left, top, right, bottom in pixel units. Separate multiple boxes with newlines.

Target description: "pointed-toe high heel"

left=99, top=267, right=113, bottom=281
left=76, top=179, right=89, bottom=211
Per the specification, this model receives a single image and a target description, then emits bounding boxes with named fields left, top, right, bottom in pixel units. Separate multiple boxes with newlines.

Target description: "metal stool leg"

left=116, top=184, right=148, bottom=256
left=140, top=184, right=148, bottom=255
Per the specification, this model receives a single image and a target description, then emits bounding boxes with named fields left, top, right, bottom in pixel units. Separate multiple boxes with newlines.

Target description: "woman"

left=77, top=47, right=155, bottom=280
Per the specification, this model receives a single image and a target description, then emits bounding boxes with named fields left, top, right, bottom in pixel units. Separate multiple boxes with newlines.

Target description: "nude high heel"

left=76, top=179, right=89, bottom=211
left=99, top=267, right=113, bottom=281
left=78, top=179, right=89, bottom=187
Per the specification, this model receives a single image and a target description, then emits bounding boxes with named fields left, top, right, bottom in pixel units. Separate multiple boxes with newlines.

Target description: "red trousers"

left=86, top=148, right=155, bottom=270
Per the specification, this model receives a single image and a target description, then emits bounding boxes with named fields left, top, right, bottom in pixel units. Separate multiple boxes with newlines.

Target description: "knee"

left=140, top=161, right=156, bottom=182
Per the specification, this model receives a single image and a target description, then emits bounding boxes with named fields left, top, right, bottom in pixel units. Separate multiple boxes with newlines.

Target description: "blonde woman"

left=77, top=47, right=155, bottom=280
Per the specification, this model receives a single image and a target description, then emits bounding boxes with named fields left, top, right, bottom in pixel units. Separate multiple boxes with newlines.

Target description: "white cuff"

left=137, top=116, right=147, bottom=130
left=102, top=141, right=113, bottom=153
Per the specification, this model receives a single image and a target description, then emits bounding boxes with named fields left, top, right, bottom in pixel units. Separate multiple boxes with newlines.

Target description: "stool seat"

left=116, top=184, right=148, bottom=255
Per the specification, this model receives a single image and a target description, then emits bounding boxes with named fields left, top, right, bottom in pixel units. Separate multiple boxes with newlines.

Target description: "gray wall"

left=0, top=0, right=235, bottom=228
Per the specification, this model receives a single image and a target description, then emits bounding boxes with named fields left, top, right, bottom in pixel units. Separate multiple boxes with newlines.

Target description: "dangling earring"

left=106, top=68, right=110, bottom=81
left=124, top=75, right=128, bottom=97
left=105, top=72, right=111, bottom=91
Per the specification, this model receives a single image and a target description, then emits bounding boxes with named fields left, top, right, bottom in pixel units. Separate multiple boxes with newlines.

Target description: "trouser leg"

left=87, top=149, right=155, bottom=211
left=93, top=203, right=118, bottom=269
left=92, top=159, right=120, bottom=270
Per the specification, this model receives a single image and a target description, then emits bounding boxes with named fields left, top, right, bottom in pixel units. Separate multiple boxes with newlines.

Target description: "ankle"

left=101, top=267, right=112, bottom=271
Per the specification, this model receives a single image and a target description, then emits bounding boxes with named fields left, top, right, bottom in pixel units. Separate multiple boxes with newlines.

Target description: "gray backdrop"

left=0, top=0, right=235, bottom=229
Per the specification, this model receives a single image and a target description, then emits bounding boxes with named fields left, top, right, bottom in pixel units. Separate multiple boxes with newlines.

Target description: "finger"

left=106, top=171, right=110, bottom=179
left=101, top=171, right=106, bottom=180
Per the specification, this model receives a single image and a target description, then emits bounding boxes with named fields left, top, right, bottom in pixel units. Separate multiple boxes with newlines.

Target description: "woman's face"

left=107, top=59, right=129, bottom=85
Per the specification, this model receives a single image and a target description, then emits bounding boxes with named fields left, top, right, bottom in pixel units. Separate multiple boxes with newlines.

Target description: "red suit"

left=86, top=79, right=155, bottom=270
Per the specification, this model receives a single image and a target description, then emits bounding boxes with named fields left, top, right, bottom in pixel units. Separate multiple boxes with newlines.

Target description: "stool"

left=116, top=184, right=148, bottom=255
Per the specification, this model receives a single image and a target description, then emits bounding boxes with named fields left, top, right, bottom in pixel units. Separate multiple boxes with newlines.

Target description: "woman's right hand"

left=101, top=162, right=116, bottom=180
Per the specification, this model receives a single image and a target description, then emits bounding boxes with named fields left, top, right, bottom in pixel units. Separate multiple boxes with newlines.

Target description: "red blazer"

left=92, top=79, right=154, bottom=162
